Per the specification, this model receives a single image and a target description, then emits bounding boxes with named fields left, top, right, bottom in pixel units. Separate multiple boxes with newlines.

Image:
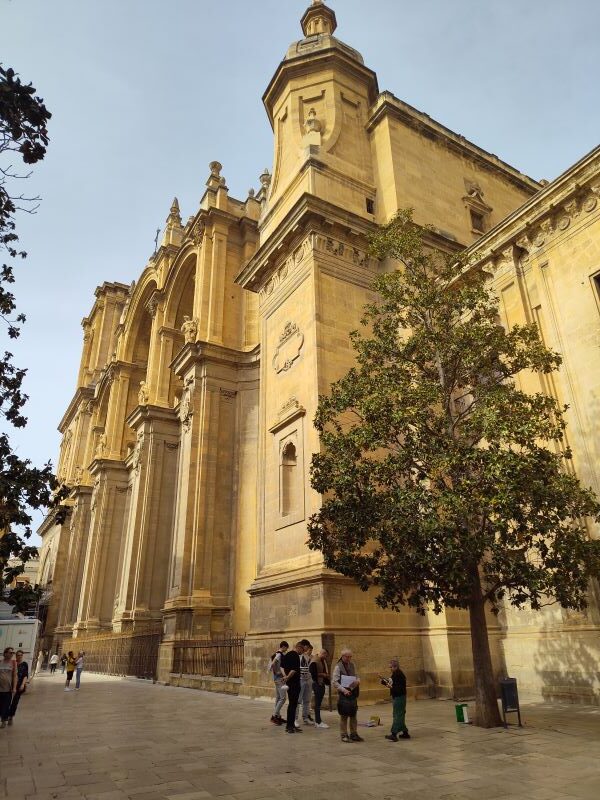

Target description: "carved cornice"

left=368, top=92, right=540, bottom=194
left=58, top=386, right=95, bottom=433
left=170, top=340, right=260, bottom=378
left=268, top=397, right=306, bottom=434
left=236, top=192, right=377, bottom=294
left=472, top=146, right=600, bottom=265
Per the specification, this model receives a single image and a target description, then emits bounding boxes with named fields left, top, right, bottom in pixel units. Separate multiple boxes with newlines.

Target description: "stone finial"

left=206, top=161, right=223, bottom=190
left=301, top=0, right=337, bottom=37
left=166, top=196, right=182, bottom=227
left=260, top=168, right=272, bottom=190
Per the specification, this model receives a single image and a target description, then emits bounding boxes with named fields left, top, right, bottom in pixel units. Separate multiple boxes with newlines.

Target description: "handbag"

left=337, top=693, right=358, bottom=717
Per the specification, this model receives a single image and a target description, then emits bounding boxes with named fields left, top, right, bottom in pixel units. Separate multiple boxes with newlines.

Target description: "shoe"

left=285, top=727, right=296, bottom=733
left=400, top=731, right=411, bottom=739
left=0, top=721, right=6, bottom=729
left=307, top=714, right=314, bottom=722
left=303, top=718, right=315, bottom=725
left=385, top=734, right=398, bottom=741
left=341, top=734, right=351, bottom=742
left=293, top=726, right=303, bottom=732
left=350, top=733, right=364, bottom=742
left=7, top=718, right=13, bottom=726
left=294, top=721, right=301, bottom=729
left=315, top=722, right=329, bottom=729
left=275, top=716, right=284, bottom=725
left=270, top=715, right=279, bottom=724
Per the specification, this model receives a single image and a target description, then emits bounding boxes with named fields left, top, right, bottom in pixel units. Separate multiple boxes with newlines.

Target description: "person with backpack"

left=269, top=641, right=289, bottom=725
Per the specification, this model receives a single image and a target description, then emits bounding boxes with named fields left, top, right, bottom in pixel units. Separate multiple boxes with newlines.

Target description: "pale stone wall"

left=473, top=148, right=600, bottom=704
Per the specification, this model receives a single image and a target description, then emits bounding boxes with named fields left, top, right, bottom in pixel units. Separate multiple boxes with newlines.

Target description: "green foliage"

left=0, top=64, right=54, bottom=595
left=308, top=209, right=600, bottom=617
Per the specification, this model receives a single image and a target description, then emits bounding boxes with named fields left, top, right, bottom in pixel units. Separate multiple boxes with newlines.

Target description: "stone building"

left=38, top=1, right=600, bottom=704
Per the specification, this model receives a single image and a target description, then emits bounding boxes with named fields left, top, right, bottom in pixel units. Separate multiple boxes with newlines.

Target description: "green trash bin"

left=455, top=702, right=469, bottom=723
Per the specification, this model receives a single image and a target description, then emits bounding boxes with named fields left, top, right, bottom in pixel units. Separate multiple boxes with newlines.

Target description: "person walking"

left=64, top=651, right=77, bottom=691
left=75, top=652, right=85, bottom=689
left=49, top=653, right=59, bottom=674
left=281, top=642, right=304, bottom=734
left=0, top=647, right=17, bottom=729
left=269, top=641, right=289, bottom=725
left=332, top=648, right=363, bottom=743
left=7, top=650, right=29, bottom=726
left=309, top=648, right=330, bottom=728
left=380, top=658, right=410, bottom=741
left=60, top=653, right=67, bottom=674
left=296, top=640, right=314, bottom=726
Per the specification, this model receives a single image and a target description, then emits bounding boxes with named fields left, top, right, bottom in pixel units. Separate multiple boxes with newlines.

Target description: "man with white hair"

left=332, top=648, right=363, bottom=743
left=379, top=658, right=410, bottom=741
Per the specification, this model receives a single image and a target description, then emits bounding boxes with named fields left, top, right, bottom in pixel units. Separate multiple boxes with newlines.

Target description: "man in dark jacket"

left=281, top=642, right=305, bottom=734
left=379, top=658, right=410, bottom=741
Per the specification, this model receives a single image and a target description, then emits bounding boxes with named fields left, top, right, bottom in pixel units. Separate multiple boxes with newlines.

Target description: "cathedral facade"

left=38, top=1, right=600, bottom=704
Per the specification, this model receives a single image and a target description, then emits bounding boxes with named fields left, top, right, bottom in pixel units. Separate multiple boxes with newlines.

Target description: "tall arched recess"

left=160, top=253, right=196, bottom=407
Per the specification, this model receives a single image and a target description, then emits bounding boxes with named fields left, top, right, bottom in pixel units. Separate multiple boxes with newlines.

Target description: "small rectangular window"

left=366, top=198, right=375, bottom=214
left=470, top=209, right=485, bottom=233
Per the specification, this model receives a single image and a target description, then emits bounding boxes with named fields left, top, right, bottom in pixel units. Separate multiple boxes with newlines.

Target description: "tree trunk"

left=468, top=593, right=503, bottom=728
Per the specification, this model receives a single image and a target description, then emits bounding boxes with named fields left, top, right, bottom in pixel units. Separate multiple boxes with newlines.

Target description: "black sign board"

left=500, top=677, right=523, bottom=728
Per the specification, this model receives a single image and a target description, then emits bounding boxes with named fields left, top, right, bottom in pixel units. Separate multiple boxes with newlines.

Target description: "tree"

left=0, top=64, right=54, bottom=605
left=307, top=209, right=600, bottom=727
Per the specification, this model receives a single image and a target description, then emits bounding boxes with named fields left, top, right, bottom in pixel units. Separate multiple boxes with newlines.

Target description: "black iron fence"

left=172, top=635, right=245, bottom=678
left=61, top=627, right=162, bottom=680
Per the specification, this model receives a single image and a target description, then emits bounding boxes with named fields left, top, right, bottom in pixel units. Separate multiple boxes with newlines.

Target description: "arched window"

left=281, top=441, right=298, bottom=517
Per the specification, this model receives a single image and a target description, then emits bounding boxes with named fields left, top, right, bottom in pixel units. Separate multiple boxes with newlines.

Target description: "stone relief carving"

left=132, top=432, right=144, bottom=474
left=259, top=231, right=374, bottom=301
left=508, top=182, right=599, bottom=256
left=272, top=322, right=304, bottom=373
left=95, top=433, right=107, bottom=458
left=219, top=388, right=237, bottom=400
left=179, top=386, right=193, bottom=432
left=181, top=315, right=199, bottom=344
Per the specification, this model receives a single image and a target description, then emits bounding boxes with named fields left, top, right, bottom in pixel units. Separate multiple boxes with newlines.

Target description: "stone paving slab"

left=1, top=672, right=599, bottom=800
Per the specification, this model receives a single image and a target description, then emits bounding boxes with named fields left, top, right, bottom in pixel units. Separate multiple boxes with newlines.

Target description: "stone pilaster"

left=73, top=459, right=129, bottom=633
left=113, top=405, right=180, bottom=631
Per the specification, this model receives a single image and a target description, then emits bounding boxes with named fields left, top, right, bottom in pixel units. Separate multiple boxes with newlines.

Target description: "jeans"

left=295, top=678, right=312, bottom=721
left=391, top=695, right=408, bottom=734
left=0, top=692, right=12, bottom=722
left=75, top=668, right=83, bottom=689
left=286, top=684, right=300, bottom=730
left=61, top=664, right=65, bottom=674
left=313, top=682, right=325, bottom=724
left=273, top=679, right=287, bottom=717
left=9, top=689, right=23, bottom=719
left=50, top=664, right=57, bottom=674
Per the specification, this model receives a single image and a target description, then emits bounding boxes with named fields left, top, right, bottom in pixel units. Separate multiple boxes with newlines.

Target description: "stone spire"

left=300, top=0, right=337, bottom=37
left=166, top=197, right=182, bottom=227
left=161, top=196, right=183, bottom=248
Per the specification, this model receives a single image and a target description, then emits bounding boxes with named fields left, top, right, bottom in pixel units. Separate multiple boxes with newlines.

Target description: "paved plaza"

left=1, top=672, right=599, bottom=800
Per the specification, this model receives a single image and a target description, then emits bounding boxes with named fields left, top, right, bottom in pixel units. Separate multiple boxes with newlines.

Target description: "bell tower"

left=238, top=2, right=425, bottom=700
left=258, top=0, right=379, bottom=242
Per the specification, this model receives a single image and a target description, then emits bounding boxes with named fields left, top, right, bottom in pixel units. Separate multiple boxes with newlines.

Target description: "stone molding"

left=268, top=397, right=306, bottom=434
left=472, top=149, right=600, bottom=267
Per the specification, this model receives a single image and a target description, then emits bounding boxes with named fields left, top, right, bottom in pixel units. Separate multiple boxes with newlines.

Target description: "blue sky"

left=1, top=0, right=599, bottom=540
